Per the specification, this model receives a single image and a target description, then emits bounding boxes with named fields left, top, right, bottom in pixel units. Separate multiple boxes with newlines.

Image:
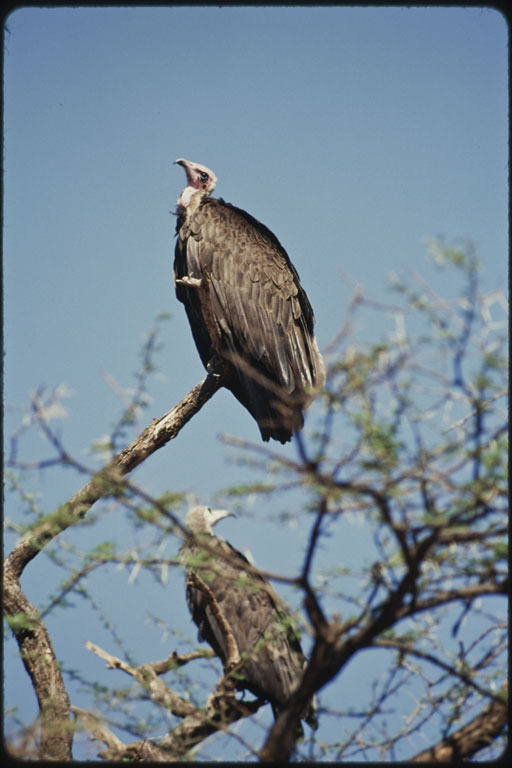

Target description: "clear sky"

left=3, top=5, right=508, bottom=760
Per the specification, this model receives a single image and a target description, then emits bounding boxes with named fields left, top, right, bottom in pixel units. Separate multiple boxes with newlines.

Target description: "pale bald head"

left=185, top=505, right=234, bottom=535
left=175, top=158, right=218, bottom=209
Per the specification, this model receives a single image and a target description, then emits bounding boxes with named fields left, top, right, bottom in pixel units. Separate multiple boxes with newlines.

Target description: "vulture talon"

left=176, top=275, right=202, bottom=289
left=206, top=355, right=223, bottom=375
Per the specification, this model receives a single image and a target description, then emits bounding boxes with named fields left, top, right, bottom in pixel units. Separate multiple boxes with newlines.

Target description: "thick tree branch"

left=3, top=572, right=73, bottom=761
left=5, top=372, right=226, bottom=580
left=82, top=639, right=262, bottom=761
left=411, top=687, right=508, bottom=762
left=155, top=697, right=262, bottom=762
left=3, top=373, right=225, bottom=761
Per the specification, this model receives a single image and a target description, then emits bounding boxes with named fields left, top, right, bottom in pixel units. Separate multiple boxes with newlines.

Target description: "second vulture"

left=181, top=505, right=318, bottom=730
left=174, top=159, right=325, bottom=443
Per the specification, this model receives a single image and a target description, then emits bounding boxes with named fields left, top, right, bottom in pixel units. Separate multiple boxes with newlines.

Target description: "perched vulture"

left=181, top=505, right=318, bottom=729
left=174, top=159, right=325, bottom=443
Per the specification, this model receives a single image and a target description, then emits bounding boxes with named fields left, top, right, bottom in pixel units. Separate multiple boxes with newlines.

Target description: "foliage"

left=3, top=241, right=508, bottom=762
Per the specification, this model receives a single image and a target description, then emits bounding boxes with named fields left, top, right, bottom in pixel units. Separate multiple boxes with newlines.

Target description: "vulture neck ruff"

left=178, top=186, right=208, bottom=215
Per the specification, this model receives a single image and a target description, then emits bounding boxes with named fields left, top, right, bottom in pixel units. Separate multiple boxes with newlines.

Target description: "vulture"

left=174, top=158, right=325, bottom=443
left=181, top=505, right=318, bottom=730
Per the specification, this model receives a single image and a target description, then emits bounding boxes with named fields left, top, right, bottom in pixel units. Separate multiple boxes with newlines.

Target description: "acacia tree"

left=3, top=241, right=508, bottom=762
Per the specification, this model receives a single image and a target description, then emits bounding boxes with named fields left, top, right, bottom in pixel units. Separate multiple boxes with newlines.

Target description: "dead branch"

left=71, top=706, right=126, bottom=755
left=156, top=693, right=262, bottom=761
left=84, top=641, right=197, bottom=719
left=81, top=574, right=265, bottom=763
left=5, top=372, right=226, bottom=580
left=81, top=640, right=262, bottom=762
left=89, top=693, right=262, bottom=763
left=2, top=373, right=226, bottom=761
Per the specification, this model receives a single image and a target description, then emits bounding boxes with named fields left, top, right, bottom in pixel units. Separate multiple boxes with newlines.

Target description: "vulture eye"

left=199, top=171, right=209, bottom=183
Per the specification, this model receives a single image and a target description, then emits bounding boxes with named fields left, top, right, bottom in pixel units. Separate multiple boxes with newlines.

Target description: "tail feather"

left=227, top=374, right=303, bottom=443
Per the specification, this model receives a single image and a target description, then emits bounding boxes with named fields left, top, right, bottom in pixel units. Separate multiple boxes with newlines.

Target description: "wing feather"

left=184, top=536, right=309, bottom=712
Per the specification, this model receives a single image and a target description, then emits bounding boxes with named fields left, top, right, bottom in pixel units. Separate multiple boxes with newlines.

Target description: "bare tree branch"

left=82, top=639, right=263, bottom=762
left=5, top=252, right=507, bottom=762
left=3, top=373, right=226, bottom=761
left=411, top=687, right=508, bottom=762
left=148, top=649, right=216, bottom=674
left=2, top=570, right=73, bottom=761
left=259, top=517, right=507, bottom=763
left=373, top=638, right=505, bottom=704
left=84, top=641, right=197, bottom=718
left=5, top=372, right=226, bottom=580
left=71, top=706, right=126, bottom=755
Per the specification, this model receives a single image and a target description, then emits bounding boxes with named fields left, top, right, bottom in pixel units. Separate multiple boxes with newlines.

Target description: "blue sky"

left=3, top=5, right=508, bottom=760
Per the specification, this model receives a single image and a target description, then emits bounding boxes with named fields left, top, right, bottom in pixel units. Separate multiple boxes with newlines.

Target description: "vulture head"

left=175, top=158, right=218, bottom=210
left=185, top=505, right=234, bottom=535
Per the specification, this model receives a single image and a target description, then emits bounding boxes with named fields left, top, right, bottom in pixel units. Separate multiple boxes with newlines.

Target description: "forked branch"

left=3, top=373, right=226, bottom=761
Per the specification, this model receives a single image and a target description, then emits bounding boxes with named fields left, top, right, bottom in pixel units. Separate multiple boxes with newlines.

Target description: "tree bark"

left=3, top=566, right=73, bottom=761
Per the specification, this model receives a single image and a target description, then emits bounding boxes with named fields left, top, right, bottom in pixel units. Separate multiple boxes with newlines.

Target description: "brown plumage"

left=181, top=506, right=318, bottom=730
left=174, top=159, right=325, bottom=443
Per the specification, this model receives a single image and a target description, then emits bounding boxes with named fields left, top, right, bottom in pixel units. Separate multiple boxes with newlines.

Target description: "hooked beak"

left=174, top=158, right=196, bottom=188
left=211, top=509, right=236, bottom=527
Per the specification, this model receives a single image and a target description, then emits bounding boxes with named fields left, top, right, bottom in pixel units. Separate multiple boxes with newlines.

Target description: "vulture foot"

left=206, top=354, right=226, bottom=376
left=176, top=275, right=202, bottom=289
